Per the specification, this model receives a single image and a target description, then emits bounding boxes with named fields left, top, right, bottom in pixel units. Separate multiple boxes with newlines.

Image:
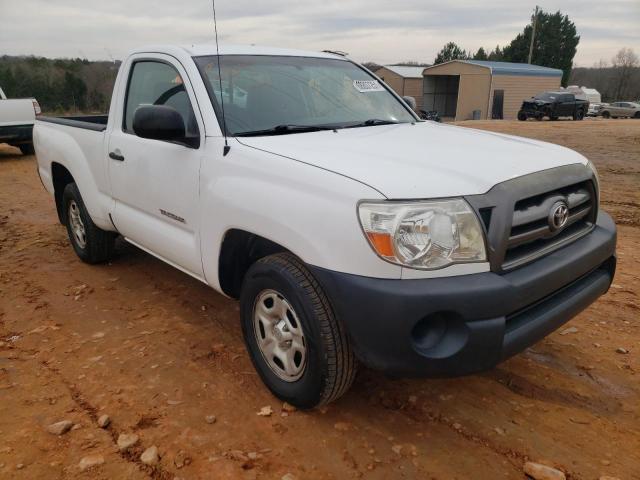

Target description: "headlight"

left=358, top=199, right=487, bottom=270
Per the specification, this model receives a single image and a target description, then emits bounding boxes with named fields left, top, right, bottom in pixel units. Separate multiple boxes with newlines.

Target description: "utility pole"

left=528, top=5, right=539, bottom=64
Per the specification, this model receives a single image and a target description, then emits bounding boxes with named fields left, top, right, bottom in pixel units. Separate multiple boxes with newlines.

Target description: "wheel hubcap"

left=68, top=200, right=86, bottom=249
left=253, top=289, right=306, bottom=382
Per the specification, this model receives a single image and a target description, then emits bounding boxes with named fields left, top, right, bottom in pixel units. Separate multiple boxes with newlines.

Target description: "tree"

left=487, top=45, right=504, bottom=61
left=501, top=10, right=579, bottom=86
left=393, top=61, right=430, bottom=67
left=433, top=42, right=469, bottom=64
left=362, top=61, right=381, bottom=72
left=473, top=47, right=488, bottom=61
left=611, top=47, right=639, bottom=100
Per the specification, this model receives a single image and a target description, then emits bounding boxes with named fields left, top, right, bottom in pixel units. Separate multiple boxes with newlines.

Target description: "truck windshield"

left=194, top=55, right=416, bottom=136
left=534, top=93, right=558, bottom=101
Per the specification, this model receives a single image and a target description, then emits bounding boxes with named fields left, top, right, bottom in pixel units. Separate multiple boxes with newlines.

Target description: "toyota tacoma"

left=33, top=45, right=616, bottom=408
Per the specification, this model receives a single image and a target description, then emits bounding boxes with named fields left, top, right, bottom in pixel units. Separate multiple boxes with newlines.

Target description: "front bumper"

left=310, top=212, right=617, bottom=376
left=520, top=107, right=546, bottom=117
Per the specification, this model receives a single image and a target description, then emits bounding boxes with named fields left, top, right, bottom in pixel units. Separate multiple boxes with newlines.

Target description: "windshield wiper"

left=343, top=119, right=402, bottom=129
left=235, top=124, right=337, bottom=137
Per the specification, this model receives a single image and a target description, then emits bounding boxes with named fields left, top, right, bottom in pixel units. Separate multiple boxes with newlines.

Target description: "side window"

left=124, top=61, right=199, bottom=140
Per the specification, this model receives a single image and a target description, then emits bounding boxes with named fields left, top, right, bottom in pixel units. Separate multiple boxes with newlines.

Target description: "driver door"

left=559, top=94, right=573, bottom=116
left=108, top=55, right=205, bottom=277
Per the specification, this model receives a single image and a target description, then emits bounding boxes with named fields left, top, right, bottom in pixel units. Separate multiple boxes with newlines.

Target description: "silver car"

left=599, top=102, right=640, bottom=119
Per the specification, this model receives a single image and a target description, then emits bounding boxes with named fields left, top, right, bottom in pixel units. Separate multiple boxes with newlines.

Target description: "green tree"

left=62, top=71, right=87, bottom=111
left=487, top=45, right=504, bottom=61
left=433, top=42, right=469, bottom=64
left=473, top=47, right=488, bottom=60
left=501, top=9, right=579, bottom=86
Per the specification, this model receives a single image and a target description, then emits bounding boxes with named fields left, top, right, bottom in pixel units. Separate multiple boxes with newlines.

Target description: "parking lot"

left=0, top=119, right=638, bottom=479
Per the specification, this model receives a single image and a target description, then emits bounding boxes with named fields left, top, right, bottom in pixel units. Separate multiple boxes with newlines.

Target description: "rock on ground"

left=117, top=433, right=139, bottom=451
left=257, top=406, right=273, bottom=416
left=79, top=454, right=105, bottom=471
left=205, top=415, right=216, bottom=424
left=47, top=420, right=74, bottom=435
left=174, top=450, right=191, bottom=469
left=140, top=445, right=159, bottom=466
left=97, top=414, right=110, bottom=428
left=523, top=462, right=566, bottom=480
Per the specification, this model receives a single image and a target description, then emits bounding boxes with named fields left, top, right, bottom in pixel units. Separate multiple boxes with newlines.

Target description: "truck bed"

left=38, top=115, right=108, bottom=132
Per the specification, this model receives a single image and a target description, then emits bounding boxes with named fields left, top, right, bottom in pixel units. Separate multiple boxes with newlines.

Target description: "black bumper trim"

left=0, top=124, right=33, bottom=144
left=310, top=212, right=616, bottom=376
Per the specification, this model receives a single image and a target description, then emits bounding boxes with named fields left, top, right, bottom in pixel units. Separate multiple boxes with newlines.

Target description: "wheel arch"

left=51, top=162, right=75, bottom=224
left=218, top=229, right=291, bottom=299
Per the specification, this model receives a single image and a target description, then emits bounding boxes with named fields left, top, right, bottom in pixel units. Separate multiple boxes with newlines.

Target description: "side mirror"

left=402, top=96, right=417, bottom=110
left=133, top=105, right=186, bottom=143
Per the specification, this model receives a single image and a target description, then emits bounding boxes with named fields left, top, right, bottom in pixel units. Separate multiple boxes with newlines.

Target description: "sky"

left=1, top=0, right=638, bottom=66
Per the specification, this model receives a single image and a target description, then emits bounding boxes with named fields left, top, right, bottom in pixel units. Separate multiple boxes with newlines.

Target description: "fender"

left=198, top=139, right=402, bottom=292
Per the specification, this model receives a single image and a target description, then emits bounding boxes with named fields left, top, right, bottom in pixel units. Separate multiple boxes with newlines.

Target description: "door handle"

left=109, top=151, right=125, bottom=161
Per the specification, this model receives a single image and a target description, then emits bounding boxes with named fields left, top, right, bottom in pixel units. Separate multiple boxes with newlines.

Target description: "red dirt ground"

left=0, top=118, right=638, bottom=479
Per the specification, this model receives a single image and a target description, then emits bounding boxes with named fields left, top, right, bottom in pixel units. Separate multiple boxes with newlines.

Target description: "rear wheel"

left=62, top=183, right=116, bottom=264
left=240, top=253, right=357, bottom=409
left=634, top=112, right=640, bottom=119
left=19, top=143, right=34, bottom=155
left=602, top=111, right=611, bottom=119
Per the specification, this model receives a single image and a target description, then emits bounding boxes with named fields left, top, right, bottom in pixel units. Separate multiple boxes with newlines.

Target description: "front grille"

left=502, top=181, right=596, bottom=270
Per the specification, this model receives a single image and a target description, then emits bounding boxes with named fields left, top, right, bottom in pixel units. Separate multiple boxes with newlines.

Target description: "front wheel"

left=573, top=109, right=585, bottom=121
left=517, top=111, right=527, bottom=121
left=240, top=253, right=357, bottom=409
left=601, top=111, right=611, bottom=119
left=62, top=183, right=116, bottom=264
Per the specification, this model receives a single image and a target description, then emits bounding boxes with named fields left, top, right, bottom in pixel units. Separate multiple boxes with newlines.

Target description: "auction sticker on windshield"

left=353, top=79, right=385, bottom=93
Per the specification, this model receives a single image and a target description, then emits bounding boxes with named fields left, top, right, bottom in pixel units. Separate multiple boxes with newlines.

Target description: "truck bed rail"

left=38, top=115, right=108, bottom=132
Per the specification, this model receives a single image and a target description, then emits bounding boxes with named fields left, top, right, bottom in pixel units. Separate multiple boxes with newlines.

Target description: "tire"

left=550, top=115, right=559, bottom=121
left=535, top=115, right=543, bottom=121
left=634, top=112, right=640, bottom=119
left=573, top=109, right=584, bottom=121
left=240, top=252, right=357, bottom=409
left=62, top=183, right=116, bottom=264
left=19, top=143, right=35, bottom=155
left=517, top=111, right=527, bottom=121
left=602, top=111, right=611, bottom=119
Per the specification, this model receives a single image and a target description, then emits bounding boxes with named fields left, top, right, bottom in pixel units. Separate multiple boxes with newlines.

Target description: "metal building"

left=420, top=60, right=563, bottom=121
left=375, top=65, right=426, bottom=111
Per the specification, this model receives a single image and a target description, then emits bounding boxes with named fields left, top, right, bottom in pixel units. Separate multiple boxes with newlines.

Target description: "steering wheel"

left=154, top=84, right=185, bottom=106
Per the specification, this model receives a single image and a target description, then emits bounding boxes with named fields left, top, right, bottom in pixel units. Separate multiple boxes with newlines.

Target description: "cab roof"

left=130, top=44, right=347, bottom=60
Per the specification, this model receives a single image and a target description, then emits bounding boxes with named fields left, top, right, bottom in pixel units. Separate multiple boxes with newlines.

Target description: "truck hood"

left=236, top=122, right=587, bottom=199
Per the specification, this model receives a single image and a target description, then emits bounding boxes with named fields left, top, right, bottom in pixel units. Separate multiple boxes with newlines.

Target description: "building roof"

left=381, top=65, right=427, bottom=78
left=423, top=60, right=563, bottom=77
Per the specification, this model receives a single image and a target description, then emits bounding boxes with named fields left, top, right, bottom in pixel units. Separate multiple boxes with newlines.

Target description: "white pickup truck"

left=34, top=45, right=617, bottom=408
left=0, top=86, right=41, bottom=154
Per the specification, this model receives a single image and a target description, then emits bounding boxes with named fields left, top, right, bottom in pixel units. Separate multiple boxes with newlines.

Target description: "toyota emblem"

left=549, top=201, right=569, bottom=231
